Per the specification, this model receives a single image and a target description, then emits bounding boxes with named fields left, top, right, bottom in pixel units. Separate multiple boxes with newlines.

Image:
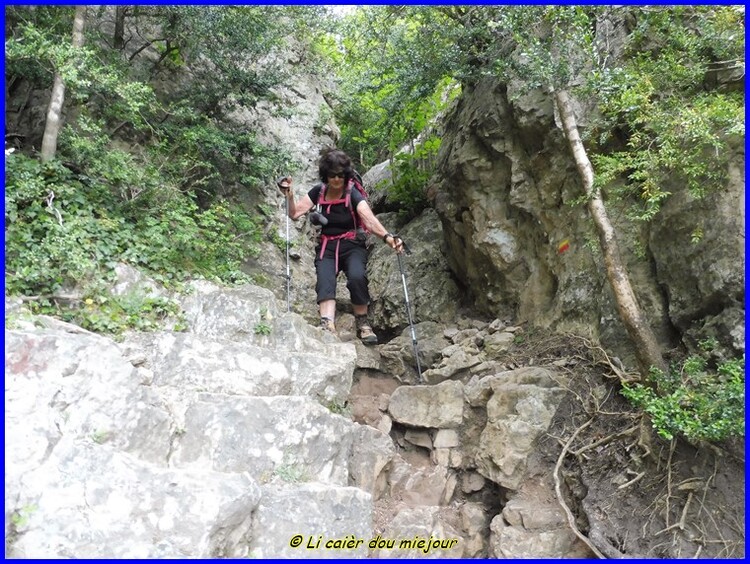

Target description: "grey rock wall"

left=430, top=76, right=744, bottom=362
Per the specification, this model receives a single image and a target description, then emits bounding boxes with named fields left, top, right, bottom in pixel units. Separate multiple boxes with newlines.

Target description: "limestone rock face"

left=431, top=74, right=744, bottom=362
left=231, top=37, right=340, bottom=190
left=361, top=158, right=395, bottom=213
left=9, top=441, right=262, bottom=559
left=649, top=176, right=745, bottom=354
left=225, top=38, right=340, bottom=322
left=471, top=368, right=567, bottom=490
left=169, top=395, right=357, bottom=484
left=368, top=208, right=463, bottom=331
left=248, top=483, right=372, bottom=559
left=4, top=283, right=388, bottom=559
left=127, top=280, right=359, bottom=404
left=373, top=506, right=465, bottom=559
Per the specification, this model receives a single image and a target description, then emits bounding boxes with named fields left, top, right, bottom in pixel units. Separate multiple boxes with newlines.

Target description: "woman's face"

left=327, top=168, right=346, bottom=190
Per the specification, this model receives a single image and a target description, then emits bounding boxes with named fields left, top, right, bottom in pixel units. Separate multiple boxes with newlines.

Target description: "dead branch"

left=46, top=190, right=63, bottom=226
left=665, top=439, right=676, bottom=528
left=128, top=37, right=165, bottom=61
left=566, top=333, right=640, bottom=383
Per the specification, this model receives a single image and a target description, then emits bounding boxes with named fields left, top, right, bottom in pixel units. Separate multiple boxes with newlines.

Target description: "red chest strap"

left=319, top=181, right=357, bottom=227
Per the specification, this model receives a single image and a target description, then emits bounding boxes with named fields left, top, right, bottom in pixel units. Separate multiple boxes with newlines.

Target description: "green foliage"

left=10, top=505, right=38, bottom=529
left=86, top=295, right=182, bottom=335
left=491, top=6, right=598, bottom=91
left=6, top=7, right=95, bottom=89
left=326, top=400, right=351, bottom=417
left=27, top=289, right=186, bottom=336
left=388, top=135, right=440, bottom=219
left=254, top=322, right=272, bottom=336
left=586, top=6, right=744, bottom=222
left=6, top=5, right=297, bottom=197
left=5, top=155, right=119, bottom=296
left=327, top=5, right=742, bottom=230
left=592, top=88, right=743, bottom=222
left=322, top=8, right=461, bottom=169
left=4, top=6, right=321, bottom=336
left=621, top=355, right=744, bottom=443
left=273, top=463, right=309, bottom=484
left=5, top=151, right=259, bottom=303
left=268, top=230, right=289, bottom=254
left=90, top=429, right=113, bottom=444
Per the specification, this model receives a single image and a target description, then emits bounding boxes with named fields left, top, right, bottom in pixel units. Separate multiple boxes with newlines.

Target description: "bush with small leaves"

left=621, top=355, right=744, bottom=443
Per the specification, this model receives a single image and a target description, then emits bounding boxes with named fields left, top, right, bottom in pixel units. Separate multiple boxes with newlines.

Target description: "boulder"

left=431, top=72, right=742, bottom=362
left=372, top=506, right=465, bottom=558
left=123, top=331, right=354, bottom=404
left=248, top=483, right=372, bottom=559
left=388, top=457, right=457, bottom=507
left=112, top=262, right=166, bottom=299
left=5, top=328, right=172, bottom=468
left=169, top=395, right=357, bottom=485
left=8, top=440, right=261, bottom=558
left=4, top=285, right=388, bottom=558
left=433, top=429, right=460, bottom=449
left=388, top=380, right=464, bottom=429
left=489, top=496, right=590, bottom=559
left=472, top=368, right=567, bottom=489
left=379, top=322, right=449, bottom=383
left=421, top=343, right=485, bottom=384
left=368, top=209, right=462, bottom=330
left=483, top=331, right=516, bottom=358
left=348, top=425, right=395, bottom=498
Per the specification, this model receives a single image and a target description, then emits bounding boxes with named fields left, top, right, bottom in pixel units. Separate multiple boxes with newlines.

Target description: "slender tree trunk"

left=554, top=88, right=668, bottom=378
left=114, top=6, right=126, bottom=49
left=40, top=5, right=86, bottom=162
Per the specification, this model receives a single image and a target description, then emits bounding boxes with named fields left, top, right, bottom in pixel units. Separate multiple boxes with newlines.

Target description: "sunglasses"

left=328, top=171, right=346, bottom=179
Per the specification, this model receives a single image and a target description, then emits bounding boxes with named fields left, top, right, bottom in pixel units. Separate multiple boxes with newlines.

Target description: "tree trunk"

left=553, top=88, right=668, bottom=379
left=40, top=5, right=86, bottom=162
left=114, top=6, right=126, bottom=49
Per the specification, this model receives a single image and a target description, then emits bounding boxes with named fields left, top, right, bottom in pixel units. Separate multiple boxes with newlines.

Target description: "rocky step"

left=122, top=331, right=355, bottom=404
left=169, top=393, right=394, bottom=489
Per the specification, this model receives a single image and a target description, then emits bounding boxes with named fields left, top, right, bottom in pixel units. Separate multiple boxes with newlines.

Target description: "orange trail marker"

left=557, top=239, right=570, bottom=254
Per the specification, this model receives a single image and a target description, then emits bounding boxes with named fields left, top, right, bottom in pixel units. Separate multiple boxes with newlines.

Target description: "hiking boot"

left=319, top=316, right=337, bottom=336
left=355, top=315, right=378, bottom=345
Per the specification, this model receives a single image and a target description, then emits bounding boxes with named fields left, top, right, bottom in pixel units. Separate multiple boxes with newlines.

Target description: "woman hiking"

left=278, top=148, right=403, bottom=345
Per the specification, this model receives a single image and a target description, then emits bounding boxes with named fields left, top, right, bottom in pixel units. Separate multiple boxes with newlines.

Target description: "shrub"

left=621, top=355, right=745, bottom=443
left=5, top=151, right=263, bottom=336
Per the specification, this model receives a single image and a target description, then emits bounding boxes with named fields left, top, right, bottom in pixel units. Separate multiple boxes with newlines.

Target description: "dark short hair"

left=318, top=148, right=353, bottom=183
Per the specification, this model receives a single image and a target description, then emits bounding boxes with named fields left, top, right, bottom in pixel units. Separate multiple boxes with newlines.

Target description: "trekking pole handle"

left=277, top=176, right=292, bottom=191
left=392, top=234, right=411, bottom=255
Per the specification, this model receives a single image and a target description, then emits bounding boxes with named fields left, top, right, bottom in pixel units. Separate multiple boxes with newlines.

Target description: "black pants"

left=314, top=239, right=370, bottom=305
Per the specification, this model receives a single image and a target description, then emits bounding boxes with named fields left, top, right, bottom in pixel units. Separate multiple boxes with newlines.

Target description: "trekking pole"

left=277, top=176, right=292, bottom=312
left=395, top=238, right=423, bottom=383
left=284, top=196, right=291, bottom=312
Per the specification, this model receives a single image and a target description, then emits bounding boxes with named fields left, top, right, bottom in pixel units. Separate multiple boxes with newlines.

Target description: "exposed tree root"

left=552, top=417, right=606, bottom=559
